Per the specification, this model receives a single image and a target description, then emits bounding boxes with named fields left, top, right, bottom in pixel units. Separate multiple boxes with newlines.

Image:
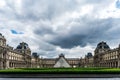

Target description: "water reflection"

left=0, top=78, right=120, bottom=80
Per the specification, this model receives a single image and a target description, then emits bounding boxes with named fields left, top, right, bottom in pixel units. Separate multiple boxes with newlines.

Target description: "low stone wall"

left=0, top=74, right=120, bottom=78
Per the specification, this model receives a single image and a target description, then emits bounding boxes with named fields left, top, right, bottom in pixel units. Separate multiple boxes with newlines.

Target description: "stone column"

left=117, top=48, right=120, bottom=68
left=109, top=63, right=110, bottom=68
left=111, top=62, right=112, bottom=68
left=118, top=57, right=120, bottom=68
left=116, top=62, right=118, bottom=68
left=115, top=62, right=116, bottom=68
left=110, top=62, right=111, bottom=68
left=0, top=60, right=3, bottom=69
left=6, top=60, right=9, bottom=69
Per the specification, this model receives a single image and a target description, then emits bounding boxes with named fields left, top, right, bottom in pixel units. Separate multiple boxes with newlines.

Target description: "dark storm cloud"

left=38, top=42, right=56, bottom=51
left=49, top=35, right=88, bottom=48
left=34, top=24, right=54, bottom=35
left=48, top=17, right=120, bottom=48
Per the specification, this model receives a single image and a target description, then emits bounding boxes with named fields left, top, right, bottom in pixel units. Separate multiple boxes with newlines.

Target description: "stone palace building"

left=0, top=33, right=120, bottom=69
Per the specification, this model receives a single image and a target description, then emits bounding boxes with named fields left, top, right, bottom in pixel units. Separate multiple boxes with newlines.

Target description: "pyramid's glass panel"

left=54, top=57, right=71, bottom=68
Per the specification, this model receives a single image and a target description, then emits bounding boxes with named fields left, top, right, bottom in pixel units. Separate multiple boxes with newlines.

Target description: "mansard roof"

left=86, top=52, right=93, bottom=58
left=0, top=33, right=6, bottom=40
left=16, top=42, right=30, bottom=50
left=96, top=41, right=110, bottom=49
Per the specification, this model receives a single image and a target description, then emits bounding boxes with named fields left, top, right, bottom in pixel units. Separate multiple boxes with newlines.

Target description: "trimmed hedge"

left=0, top=68, right=120, bottom=74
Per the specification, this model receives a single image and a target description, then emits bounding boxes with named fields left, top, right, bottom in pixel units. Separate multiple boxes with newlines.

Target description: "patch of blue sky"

left=11, top=30, right=24, bottom=34
left=116, top=0, right=120, bottom=9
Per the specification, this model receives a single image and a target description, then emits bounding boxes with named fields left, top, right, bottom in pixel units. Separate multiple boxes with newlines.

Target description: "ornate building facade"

left=94, top=41, right=120, bottom=68
left=0, top=33, right=41, bottom=69
left=0, top=33, right=120, bottom=69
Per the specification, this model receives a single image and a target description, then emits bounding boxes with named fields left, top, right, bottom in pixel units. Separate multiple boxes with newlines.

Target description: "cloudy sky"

left=0, top=0, right=120, bottom=58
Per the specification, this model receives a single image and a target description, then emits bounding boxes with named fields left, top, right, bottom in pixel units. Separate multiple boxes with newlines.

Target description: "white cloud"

left=99, top=5, right=118, bottom=18
left=0, top=0, right=120, bottom=58
left=0, top=0, right=6, bottom=8
left=55, top=45, right=94, bottom=58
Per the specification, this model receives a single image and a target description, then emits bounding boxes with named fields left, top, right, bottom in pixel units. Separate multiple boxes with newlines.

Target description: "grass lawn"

left=0, top=68, right=120, bottom=74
